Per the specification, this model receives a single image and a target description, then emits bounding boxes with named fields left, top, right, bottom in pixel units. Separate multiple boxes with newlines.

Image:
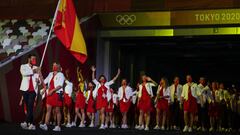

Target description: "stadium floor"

left=0, top=122, right=239, bottom=135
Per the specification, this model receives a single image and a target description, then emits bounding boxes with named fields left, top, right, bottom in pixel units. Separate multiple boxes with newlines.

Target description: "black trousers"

left=199, top=104, right=209, bottom=128
left=170, top=100, right=181, bottom=127
left=22, top=91, right=36, bottom=124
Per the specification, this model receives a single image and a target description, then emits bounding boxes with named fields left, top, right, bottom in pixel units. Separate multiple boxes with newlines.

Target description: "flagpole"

left=40, top=0, right=61, bottom=67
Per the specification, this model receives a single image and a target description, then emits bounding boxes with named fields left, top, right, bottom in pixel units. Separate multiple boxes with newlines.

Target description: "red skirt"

left=96, top=96, right=107, bottom=110
left=46, top=93, right=63, bottom=107
left=138, top=96, right=152, bottom=113
left=120, top=100, right=131, bottom=113
left=106, top=102, right=114, bottom=112
left=87, top=98, right=95, bottom=113
left=184, top=99, right=197, bottom=114
left=75, top=93, right=85, bottom=109
left=156, top=99, right=169, bottom=112
left=208, top=102, right=219, bottom=117
left=64, top=93, right=72, bottom=107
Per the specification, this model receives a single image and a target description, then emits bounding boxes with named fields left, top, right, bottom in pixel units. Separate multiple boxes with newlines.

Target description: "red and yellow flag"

left=54, top=0, right=87, bottom=63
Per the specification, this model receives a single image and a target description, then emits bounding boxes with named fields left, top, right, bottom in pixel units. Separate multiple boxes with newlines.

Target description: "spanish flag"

left=54, top=0, right=87, bottom=63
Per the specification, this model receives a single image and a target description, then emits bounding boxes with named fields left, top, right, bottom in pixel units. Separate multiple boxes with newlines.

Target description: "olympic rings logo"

left=115, top=15, right=137, bottom=25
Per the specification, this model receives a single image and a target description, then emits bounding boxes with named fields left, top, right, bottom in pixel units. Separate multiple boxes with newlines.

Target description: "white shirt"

left=20, top=64, right=40, bottom=94
left=64, top=80, right=73, bottom=96
left=92, top=79, right=114, bottom=99
left=197, top=83, right=211, bottom=105
left=138, top=82, right=156, bottom=98
left=44, top=72, right=65, bottom=93
left=118, top=86, right=133, bottom=101
left=181, top=82, right=198, bottom=101
left=156, top=85, right=170, bottom=103
left=132, top=90, right=138, bottom=104
left=169, top=84, right=183, bottom=103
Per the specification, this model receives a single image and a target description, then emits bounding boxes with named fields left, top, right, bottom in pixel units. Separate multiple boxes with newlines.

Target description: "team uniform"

left=86, top=90, right=96, bottom=113
left=197, top=84, right=211, bottom=131
left=169, top=84, right=183, bottom=129
left=75, top=82, right=86, bottom=109
left=138, top=83, right=156, bottom=113
left=75, top=91, right=86, bottom=109
left=156, top=85, right=170, bottom=112
left=20, top=64, right=40, bottom=129
left=181, top=83, right=198, bottom=114
left=106, top=89, right=114, bottom=113
left=118, top=86, right=133, bottom=113
left=92, top=79, right=114, bottom=110
left=208, top=90, right=219, bottom=118
left=64, top=80, right=73, bottom=108
left=215, top=89, right=226, bottom=130
left=44, top=72, right=65, bottom=107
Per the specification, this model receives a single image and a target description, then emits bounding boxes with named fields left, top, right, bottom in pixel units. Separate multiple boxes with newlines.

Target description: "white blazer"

left=181, top=82, right=198, bottom=101
left=118, top=86, right=133, bottom=101
left=20, top=64, right=40, bottom=94
left=156, top=85, right=170, bottom=103
left=138, top=82, right=156, bottom=98
left=64, top=80, right=73, bottom=96
left=132, top=90, right=138, bottom=104
left=92, top=79, right=114, bottom=99
left=169, top=84, right=183, bottom=103
left=44, top=72, right=65, bottom=93
left=197, top=84, right=211, bottom=104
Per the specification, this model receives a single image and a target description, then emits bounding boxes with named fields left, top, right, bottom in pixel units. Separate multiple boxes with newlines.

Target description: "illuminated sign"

left=98, top=9, right=240, bottom=27
left=171, top=9, right=240, bottom=25
left=99, top=12, right=170, bottom=27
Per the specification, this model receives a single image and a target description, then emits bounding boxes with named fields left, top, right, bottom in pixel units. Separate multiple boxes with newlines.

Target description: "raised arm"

left=112, top=68, right=120, bottom=82
left=77, top=67, right=84, bottom=82
left=146, top=76, right=158, bottom=86
left=91, top=66, right=96, bottom=80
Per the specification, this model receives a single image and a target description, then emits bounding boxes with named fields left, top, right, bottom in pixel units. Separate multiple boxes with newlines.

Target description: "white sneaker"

left=154, top=125, right=160, bottom=130
left=202, top=127, right=206, bottom=132
left=53, top=126, right=61, bottom=131
left=99, top=124, right=105, bottom=129
left=121, top=124, right=128, bottom=129
left=139, top=125, right=144, bottom=130
left=160, top=126, right=165, bottom=130
left=89, top=123, right=94, bottom=127
left=66, top=123, right=72, bottom=128
left=110, top=124, right=116, bottom=128
left=209, top=127, right=214, bottom=132
left=135, top=125, right=140, bottom=129
left=144, top=126, right=149, bottom=131
left=188, top=127, right=192, bottom=132
left=39, top=124, right=48, bottom=131
left=71, top=122, right=76, bottom=127
left=28, top=124, right=36, bottom=130
left=173, top=126, right=180, bottom=130
left=79, top=123, right=85, bottom=128
left=104, top=124, right=108, bottom=128
left=20, top=122, right=28, bottom=129
left=197, top=127, right=201, bottom=131
left=183, top=126, right=188, bottom=132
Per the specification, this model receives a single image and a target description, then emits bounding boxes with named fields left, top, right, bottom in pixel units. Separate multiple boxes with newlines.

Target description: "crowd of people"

left=19, top=54, right=240, bottom=132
